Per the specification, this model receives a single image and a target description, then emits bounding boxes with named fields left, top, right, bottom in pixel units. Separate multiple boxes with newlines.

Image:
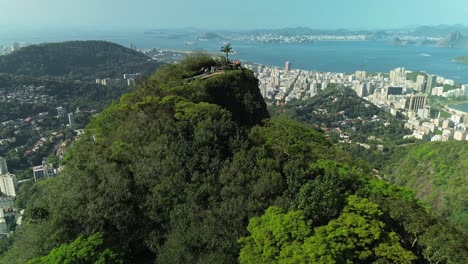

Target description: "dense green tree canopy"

left=382, top=141, right=468, bottom=230
left=239, top=196, right=416, bottom=264
left=2, top=55, right=467, bottom=263
left=27, top=233, right=122, bottom=264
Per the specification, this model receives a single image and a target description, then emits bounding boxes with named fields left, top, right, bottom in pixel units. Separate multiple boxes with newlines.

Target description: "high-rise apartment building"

left=426, top=75, right=437, bottom=94
left=285, top=61, right=291, bottom=71
left=390, top=67, right=406, bottom=84
left=0, top=158, right=17, bottom=197
left=0, top=174, right=18, bottom=197
left=405, top=94, right=428, bottom=112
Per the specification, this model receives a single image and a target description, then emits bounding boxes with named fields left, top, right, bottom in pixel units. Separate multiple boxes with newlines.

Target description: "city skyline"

left=1, top=0, right=468, bottom=30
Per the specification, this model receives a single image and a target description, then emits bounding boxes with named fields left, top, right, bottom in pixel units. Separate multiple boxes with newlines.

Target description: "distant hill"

left=410, top=24, right=468, bottom=38
left=455, top=54, right=468, bottom=64
left=270, top=86, right=410, bottom=168
left=382, top=141, right=468, bottom=230
left=0, top=41, right=161, bottom=79
left=198, top=32, right=223, bottom=40
left=392, top=37, right=416, bottom=46
left=270, top=86, right=406, bottom=134
left=438, top=31, right=468, bottom=48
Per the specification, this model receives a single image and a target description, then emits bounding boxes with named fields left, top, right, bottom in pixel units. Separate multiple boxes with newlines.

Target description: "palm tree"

left=220, top=44, right=233, bottom=62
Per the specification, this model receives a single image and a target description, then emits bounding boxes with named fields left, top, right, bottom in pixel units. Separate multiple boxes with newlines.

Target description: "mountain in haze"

left=3, top=55, right=466, bottom=263
left=437, top=31, right=468, bottom=48
left=392, top=37, right=416, bottom=46
left=0, top=41, right=161, bottom=79
left=409, top=24, right=468, bottom=37
left=198, top=32, right=224, bottom=40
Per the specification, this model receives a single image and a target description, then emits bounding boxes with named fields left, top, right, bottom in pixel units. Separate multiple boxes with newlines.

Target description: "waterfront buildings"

left=285, top=61, right=291, bottom=72
left=244, top=61, right=466, bottom=142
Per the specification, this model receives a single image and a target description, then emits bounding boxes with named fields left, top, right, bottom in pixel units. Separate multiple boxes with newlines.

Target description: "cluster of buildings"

left=0, top=85, right=55, bottom=106
left=231, top=34, right=370, bottom=44
left=0, top=82, right=86, bottom=191
left=95, top=73, right=142, bottom=87
left=245, top=61, right=337, bottom=102
left=244, top=62, right=468, bottom=142
left=56, top=106, right=78, bottom=127
left=405, top=113, right=468, bottom=141
left=439, top=84, right=468, bottom=97
left=32, top=162, right=57, bottom=182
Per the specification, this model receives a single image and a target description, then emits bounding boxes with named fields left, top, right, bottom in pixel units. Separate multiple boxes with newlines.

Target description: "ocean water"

left=1, top=29, right=468, bottom=83
left=448, top=102, right=468, bottom=113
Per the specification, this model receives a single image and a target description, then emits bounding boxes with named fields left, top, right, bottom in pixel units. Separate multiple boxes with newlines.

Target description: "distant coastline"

left=454, top=55, right=468, bottom=64
left=446, top=100, right=468, bottom=114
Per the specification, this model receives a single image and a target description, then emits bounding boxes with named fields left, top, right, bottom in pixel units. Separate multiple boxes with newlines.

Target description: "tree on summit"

left=220, top=44, right=233, bottom=62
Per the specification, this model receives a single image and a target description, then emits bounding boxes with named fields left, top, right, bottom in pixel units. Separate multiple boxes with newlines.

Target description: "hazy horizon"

left=1, top=0, right=467, bottom=30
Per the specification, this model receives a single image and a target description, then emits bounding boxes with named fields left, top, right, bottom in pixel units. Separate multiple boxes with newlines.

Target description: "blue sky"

left=0, top=0, right=467, bottom=29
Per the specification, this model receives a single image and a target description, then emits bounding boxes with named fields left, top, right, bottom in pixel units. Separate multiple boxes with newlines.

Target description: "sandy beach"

left=445, top=101, right=468, bottom=115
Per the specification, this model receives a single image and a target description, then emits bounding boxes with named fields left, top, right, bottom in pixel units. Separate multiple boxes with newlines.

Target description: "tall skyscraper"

left=355, top=83, right=368, bottom=97
left=0, top=157, right=7, bottom=175
left=416, top=75, right=425, bottom=84
left=414, top=75, right=426, bottom=92
left=426, top=75, right=437, bottom=94
left=285, top=61, right=291, bottom=71
left=462, top=84, right=468, bottom=96
left=390, top=67, right=406, bottom=84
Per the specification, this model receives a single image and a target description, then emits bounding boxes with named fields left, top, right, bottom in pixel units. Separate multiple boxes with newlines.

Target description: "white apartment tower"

left=0, top=157, right=18, bottom=197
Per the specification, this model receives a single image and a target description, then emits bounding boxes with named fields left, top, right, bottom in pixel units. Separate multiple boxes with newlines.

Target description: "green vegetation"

left=0, top=73, right=129, bottom=122
left=220, top=43, right=234, bottom=62
left=0, top=41, right=161, bottom=79
left=270, top=86, right=411, bottom=169
left=2, top=55, right=467, bottom=263
left=454, top=54, right=468, bottom=64
left=382, top=141, right=468, bottom=230
left=239, top=196, right=416, bottom=264
left=27, top=233, right=122, bottom=264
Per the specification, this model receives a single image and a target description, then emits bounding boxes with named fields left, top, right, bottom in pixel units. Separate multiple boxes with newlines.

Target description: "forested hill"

left=270, top=86, right=411, bottom=168
left=382, top=141, right=468, bottom=230
left=2, top=55, right=466, bottom=263
left=0, top=41, right=161, bottom=79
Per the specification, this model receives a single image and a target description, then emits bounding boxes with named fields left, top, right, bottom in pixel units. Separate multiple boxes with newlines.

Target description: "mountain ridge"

left=0, top=40, right=161, bottom=79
